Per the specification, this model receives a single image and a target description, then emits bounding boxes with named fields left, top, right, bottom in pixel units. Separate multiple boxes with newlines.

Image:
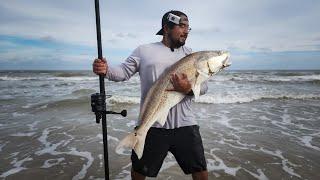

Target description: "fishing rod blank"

left=91, top=0, right=127, bottom=179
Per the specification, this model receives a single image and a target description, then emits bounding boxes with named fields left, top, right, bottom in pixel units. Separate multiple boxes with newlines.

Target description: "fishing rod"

left=91, top=0, right=127, bottom=179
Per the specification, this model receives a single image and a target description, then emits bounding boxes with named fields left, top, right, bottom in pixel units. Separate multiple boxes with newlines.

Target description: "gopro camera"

left=167, top=13, right=180, bottom=25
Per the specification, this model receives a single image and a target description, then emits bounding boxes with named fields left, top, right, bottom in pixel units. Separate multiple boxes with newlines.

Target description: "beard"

left=168, top=33, right=186, bottom=48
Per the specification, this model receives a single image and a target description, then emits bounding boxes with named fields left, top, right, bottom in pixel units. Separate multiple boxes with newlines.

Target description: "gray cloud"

left=1, top=0, right=319, bottom=51
left=114, top=32, right=137, bottom=39
left=39, top=36, right=56, bottom=42
left=1, top=0, right=320, bottom=70
left=312, top=37, right=320, bottom=41
left=250, top=46, right=273, bottom=52
left=192, top=27, right=221, bottom=35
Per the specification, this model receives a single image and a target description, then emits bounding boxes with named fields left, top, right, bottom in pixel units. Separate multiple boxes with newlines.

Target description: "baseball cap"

left=156, top=10, right=188, bottom=35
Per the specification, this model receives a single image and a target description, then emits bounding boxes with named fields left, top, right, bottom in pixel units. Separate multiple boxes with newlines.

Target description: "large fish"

left=116, top=51, right=231, bottom=159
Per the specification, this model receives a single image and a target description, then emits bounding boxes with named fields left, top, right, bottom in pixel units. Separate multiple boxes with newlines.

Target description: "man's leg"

left=170, top=125, right=208, bottom=178
left=131, top=169, right=146, bottom=180
left=131, top=128, right=170, bottom=178
left=192, top=170, right=208, bottom=180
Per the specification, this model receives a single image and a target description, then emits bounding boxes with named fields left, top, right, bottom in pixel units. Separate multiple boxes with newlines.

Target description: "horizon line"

left=1, top=69, right=319, bottom=71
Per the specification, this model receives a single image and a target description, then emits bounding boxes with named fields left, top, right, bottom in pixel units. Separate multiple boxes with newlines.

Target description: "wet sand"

left=1, top=100, right=320, bottom=179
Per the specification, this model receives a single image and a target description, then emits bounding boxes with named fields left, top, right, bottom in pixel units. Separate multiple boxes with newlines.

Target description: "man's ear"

left=163, top=24, right=169, bottom=35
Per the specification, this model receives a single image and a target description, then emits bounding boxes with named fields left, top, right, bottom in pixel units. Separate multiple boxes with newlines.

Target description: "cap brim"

left=156, top=28, right=164, bottom=35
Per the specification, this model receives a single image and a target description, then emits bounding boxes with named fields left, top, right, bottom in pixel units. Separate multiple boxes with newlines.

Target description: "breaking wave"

left=53, top=72, right=88, bottom=77
left=25, top=95, right=140, bottom=111
left=0, top=76, right=40, bottom=81
left=36, top=93, right=320, bottom=107
left=197, top=94, right=320, bottom=104
left=211, top=74, right=320, bottom=84
left=108, top=95, right=140, bottom=104
left=0, top=76, right=96, bottom=82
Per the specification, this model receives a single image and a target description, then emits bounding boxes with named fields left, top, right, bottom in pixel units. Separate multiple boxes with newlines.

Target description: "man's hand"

left=93, top=58, right=108, bottom=75
left=167, top=73, right=192, bottom=94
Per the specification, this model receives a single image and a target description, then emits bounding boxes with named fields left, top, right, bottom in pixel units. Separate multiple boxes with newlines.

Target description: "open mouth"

left=223, top=62, right=231, bottom=68
left=222, top=56, right=231, bottom=68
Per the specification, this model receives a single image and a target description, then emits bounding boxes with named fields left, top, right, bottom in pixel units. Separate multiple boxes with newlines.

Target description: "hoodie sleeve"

left=106, top=47, right=141, bottom=82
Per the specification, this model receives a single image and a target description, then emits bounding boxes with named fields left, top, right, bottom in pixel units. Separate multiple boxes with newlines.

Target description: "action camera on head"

left=167, top=13, right=180, bottom=25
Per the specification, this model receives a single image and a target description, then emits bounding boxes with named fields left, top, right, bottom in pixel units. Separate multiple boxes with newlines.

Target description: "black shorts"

left=131, top=125, right=207, bottom=177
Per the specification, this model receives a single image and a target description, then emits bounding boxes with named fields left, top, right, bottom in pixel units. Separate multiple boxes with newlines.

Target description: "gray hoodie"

left=106, top=42, right=207, bottom=129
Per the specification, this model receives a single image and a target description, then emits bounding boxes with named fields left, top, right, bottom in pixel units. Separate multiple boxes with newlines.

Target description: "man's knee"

left=131, top=169, right=146, bottom=180
left=192, top=170, right=208, bottom=180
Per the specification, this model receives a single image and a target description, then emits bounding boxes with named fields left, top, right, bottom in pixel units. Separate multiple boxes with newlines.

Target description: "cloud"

left=39, top=36, right=56, bottom=42
left=250, top=46, right=272, bottom=52
left=114, top=33, right=136, bottom=39
left=192, top=26, right=221, bottom=34
left=0, top=0, right=320, bottom=69
left=106, top=32, right=138, bottom=44
left=1, top=0, right=318, bottom=51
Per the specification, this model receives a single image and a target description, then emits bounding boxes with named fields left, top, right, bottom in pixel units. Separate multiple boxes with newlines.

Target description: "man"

left=93, top=10, right=208, bottom=180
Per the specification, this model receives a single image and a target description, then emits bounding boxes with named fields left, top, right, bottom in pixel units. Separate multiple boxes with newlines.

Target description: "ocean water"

left=0, top=70, right=319, bottom=180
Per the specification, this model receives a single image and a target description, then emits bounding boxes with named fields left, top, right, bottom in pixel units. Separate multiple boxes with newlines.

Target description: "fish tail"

left=116, top=131, right=147, bottom=159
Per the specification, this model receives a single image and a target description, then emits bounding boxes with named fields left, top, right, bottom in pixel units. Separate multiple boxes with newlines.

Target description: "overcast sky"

left=0, top=0, right=319, bottom=70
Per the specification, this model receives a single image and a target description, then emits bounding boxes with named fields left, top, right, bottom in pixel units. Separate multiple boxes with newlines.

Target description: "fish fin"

left=192, top=83, right=201, bottom=101
left=116, top=132, right=138, bottom=151
left=116, top=131, right=147, bottom=159
left=193, top=71, right=209, bottom=101
left=156, top=109, right=169, bottom=126
left=156, top=92, right=185, bottom=126
left=133, top=132, right=147, bottom=159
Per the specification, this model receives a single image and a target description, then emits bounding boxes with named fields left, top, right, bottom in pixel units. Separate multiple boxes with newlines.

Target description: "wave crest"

left=197, top=94, right=320, bottom=104
left=108, top=95, right=140, bottom=104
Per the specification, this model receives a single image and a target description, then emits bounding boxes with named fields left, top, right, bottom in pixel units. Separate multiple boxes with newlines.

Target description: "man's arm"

left=167, top=73, right=208, bottom=95
left=92, top=47, right=140, bottom=82
left=105, top=56, right=139, bottom=82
